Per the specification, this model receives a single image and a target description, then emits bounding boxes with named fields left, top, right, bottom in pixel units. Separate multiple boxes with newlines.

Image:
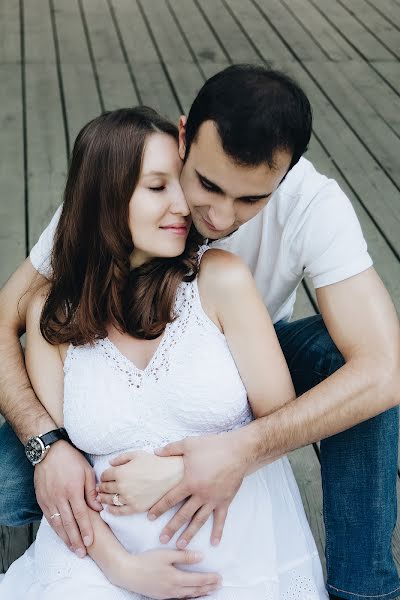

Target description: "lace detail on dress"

left=94, top=280, right=197, bottom=390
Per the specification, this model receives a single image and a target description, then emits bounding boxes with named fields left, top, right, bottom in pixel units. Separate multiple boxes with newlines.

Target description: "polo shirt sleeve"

left=29, top=205, right=63, bottom=279
left=295, top=181, right=373, bottom=289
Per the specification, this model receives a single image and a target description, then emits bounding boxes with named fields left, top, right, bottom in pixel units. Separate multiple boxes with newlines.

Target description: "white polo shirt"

left=30, top=157, right=372, bottom=324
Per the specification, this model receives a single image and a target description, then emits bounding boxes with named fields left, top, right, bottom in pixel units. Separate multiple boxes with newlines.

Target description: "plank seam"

left=107, top=0, right=142, bottom=105
left=192, top=0, right=231, bottom=64
left=78, top=0, right=105, bottom=112
left=306, top=0, right=400, bottom=100
left=49, top=0, right=70, bottom=159
left=20, top=0, right=29, bottom=257
left=220, top=0, right=270, bottom=65
left=166, top=0, right=207, bottom=80
left=363, top=0, right=400, bottom=33
left=136, top=0, right=184, bottom=114
left=279, top=0, right=334, bottom=62
left=336, top=0, right=400, bottom=60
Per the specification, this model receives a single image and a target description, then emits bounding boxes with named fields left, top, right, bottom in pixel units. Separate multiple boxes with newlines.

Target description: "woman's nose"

left=171, top=186, right=190, bottom=216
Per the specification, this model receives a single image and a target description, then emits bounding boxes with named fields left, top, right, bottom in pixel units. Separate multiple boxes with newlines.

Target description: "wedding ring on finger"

left=50, top=512, right=61, bottom=520
left=112, top=493, right=124, bottom=507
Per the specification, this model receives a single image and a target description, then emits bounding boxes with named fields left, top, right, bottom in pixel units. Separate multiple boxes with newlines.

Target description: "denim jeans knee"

left=0, top=422, right=41, bottom=526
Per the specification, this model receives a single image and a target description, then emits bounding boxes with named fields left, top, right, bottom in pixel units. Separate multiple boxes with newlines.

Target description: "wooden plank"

left=52, top=0, right=101, bottom=143
left=292, top=283, right=317, bottom=321
left=288, top=446, right=326, bottom=577
left=279, top=0, right=358, bottom=61
left=307, top=60, right=400, bottom=189
left=138, top=0, right=204, bottom=115
left=168, top=0, right=231, bottom=72
left=109, top=0, right=181, bottom=121
left=343, top=0, right=400, bottom=59
left=374, top=61, right=400, bottom=96
left=0, top=0, right=20, bottom=64
left=337, top=60, right=400, bottom=137
left=368, top=0, right=400, bottom=30
left=0, top=1, right=25, bottom=287
left=24, top=0, right=67, bottom=248
left=195, top=0, right=269, bottom=63
left=282, top=61, right=400, bottom=257
left=246, top=0, right=328, bottom=61
left=80, top=0, right=139, bottom=110
left=305, top=0, right=394, bottom=61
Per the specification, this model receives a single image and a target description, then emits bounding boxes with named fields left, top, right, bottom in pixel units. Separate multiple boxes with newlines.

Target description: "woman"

left=0, top=107, right=328, bottom=599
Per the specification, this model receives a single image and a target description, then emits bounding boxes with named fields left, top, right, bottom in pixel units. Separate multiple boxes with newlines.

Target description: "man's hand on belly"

left=96, top=450, right=184, bottom=514
left=149, top=431, right=249, bottom=548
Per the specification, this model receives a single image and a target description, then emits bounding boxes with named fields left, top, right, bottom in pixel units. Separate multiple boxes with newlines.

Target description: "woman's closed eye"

left=149, top=185, right=165, bottom=192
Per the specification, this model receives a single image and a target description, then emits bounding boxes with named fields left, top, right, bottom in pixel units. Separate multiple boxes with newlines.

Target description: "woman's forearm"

left=86, top=507, right=134, bottom=588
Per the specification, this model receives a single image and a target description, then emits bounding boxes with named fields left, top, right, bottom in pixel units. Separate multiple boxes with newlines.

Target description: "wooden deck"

left=1, top=0, right=400, bottom=587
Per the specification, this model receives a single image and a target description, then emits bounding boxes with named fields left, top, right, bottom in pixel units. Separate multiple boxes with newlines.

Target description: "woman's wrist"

left=108, top=551, right=139, bottom=590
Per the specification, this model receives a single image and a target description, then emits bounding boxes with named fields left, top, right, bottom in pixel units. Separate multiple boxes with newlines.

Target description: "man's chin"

left=192, top=216, right=231, bottom=241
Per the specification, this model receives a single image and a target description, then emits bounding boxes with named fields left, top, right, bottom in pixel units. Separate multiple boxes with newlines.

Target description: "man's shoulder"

left=273, top=157, right=346, bottom=225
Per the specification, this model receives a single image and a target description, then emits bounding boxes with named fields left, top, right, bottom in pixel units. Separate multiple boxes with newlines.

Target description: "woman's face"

left=129, top=133, right=191, bottom=269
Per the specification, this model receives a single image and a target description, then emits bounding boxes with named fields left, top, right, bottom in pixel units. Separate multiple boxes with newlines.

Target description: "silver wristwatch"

left=24, top=428, right=71, bottom=465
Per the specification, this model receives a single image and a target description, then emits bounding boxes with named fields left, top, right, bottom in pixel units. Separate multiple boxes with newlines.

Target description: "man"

left=0, top=65, right=399, bottom=600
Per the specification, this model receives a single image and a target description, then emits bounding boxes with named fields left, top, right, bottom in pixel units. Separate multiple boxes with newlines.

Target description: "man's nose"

left=208, top=201, right=235, bottom=231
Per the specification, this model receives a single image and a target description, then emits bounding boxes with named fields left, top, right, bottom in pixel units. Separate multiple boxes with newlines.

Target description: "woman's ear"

left=178, top=115, right=187, bottom=160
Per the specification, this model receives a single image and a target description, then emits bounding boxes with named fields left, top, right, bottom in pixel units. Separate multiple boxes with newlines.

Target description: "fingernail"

left=96, top=494, right=101, bottom=502
left=75, top=548, right=85, bottom=558
left=211, top=537, right=220, bottom=546
left=148, top=513, right=156, bottom=521
left=177, top=539, right=187, bottom=548
left=83, top=536, right=91, bottom=547
left=160, top=534, right=170, bottom=544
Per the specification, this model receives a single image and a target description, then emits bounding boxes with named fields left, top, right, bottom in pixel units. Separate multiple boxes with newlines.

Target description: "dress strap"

left=196, top=244, right=210, bottom=266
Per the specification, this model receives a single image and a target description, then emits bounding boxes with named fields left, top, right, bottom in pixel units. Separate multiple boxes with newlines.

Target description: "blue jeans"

left=0, top=315, right=399, bottom=599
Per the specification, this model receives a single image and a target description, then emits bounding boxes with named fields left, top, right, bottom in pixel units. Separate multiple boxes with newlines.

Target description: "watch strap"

left=40, top=428, right=71, bottom=447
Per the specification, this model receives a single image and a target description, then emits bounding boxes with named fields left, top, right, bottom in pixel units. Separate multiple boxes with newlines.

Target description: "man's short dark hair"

left=185, top=64, right=312, bottom=171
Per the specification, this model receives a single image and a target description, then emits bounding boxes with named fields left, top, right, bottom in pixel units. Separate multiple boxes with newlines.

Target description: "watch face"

left=25, top=437, right=45, bottom=465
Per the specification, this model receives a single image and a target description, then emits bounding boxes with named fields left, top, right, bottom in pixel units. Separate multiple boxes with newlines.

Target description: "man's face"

left=179, top=120, right=293, bottom=240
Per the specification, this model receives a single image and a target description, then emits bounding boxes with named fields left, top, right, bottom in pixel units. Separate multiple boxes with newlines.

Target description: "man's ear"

left=178, top=115, right=187, bottom=160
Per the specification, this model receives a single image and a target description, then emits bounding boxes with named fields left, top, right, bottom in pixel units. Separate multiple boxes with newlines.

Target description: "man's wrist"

left=234, top=418, right=273, bottom=473
left=22, top=414, right=57, bottom=446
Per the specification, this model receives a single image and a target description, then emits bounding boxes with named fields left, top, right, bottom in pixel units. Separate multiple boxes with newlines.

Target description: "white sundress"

left=0, top=247, right=328, bottom=599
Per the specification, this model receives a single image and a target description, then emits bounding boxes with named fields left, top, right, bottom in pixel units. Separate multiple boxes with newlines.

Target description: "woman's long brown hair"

left=40, top=107, right=203, bottom=345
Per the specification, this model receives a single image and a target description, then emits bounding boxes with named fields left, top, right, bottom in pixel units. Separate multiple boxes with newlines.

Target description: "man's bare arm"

left=246, top=267, right=400, bottom=466
left=151, top=267, right=400, bottom=546
left=0, top=258, right=55, bottom=442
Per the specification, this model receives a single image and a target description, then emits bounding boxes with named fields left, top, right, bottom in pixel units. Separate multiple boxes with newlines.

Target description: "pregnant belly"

left=96, top=464, right=280, bottom=587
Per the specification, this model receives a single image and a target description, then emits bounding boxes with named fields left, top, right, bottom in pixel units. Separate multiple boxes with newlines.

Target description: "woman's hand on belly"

left=97, top=450, right=184, bottom=515
left=121, top=548, right=221, bottom=599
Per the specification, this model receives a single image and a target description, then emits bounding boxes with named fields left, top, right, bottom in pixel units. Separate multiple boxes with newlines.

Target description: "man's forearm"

left=0, top=326, right=55, bottom=443
left=241, top=357, right=400, bottom=468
